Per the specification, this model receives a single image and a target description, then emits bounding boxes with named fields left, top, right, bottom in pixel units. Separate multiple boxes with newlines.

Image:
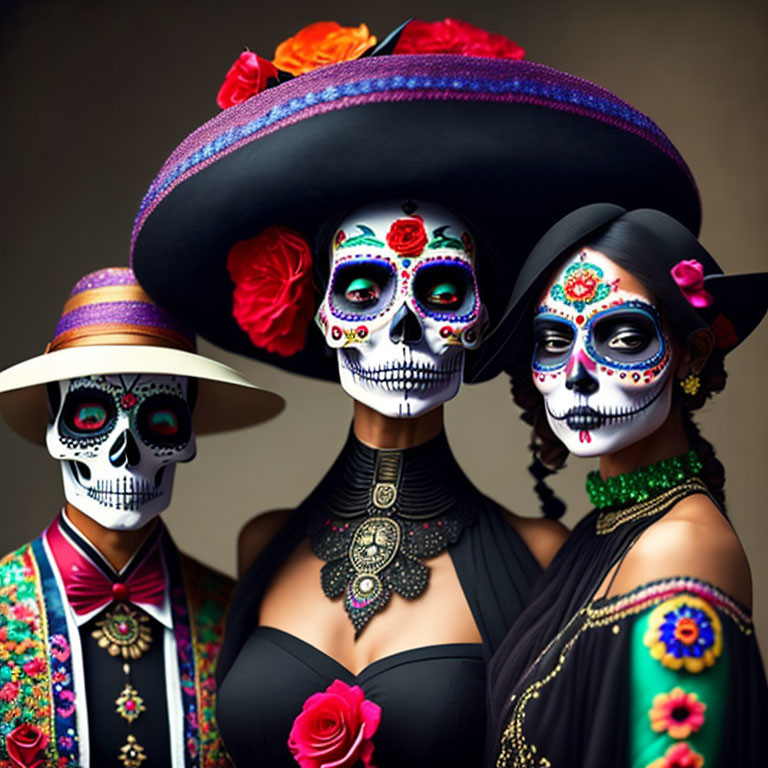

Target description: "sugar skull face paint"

left=532, top=249, right=673, bottom=457
left=316, top=201, right=487, bottom=418
left=47, top=374, right=196, bottom=529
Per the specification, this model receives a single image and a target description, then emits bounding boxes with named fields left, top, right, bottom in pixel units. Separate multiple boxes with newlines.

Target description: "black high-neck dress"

left=216, top=430, right=541, bottom=767
left=488, top=478, right=768, bottom=768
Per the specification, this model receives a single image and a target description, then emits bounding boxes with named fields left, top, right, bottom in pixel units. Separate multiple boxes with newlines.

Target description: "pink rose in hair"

left=670, top=259, right=713, bottom=308
left=288, top=679, right=381, bottom=768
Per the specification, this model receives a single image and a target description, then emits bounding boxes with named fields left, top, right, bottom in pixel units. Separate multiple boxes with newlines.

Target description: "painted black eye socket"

left=532, top=317, right=575, bottom=368
left=591, top=311, right=661, bottom=364
left=332, top=261, right=396, bottom=315
left=136, top=393, right=191, bottom=448
left=413, top=263, right=474, bottom=315
left=60, top=388, right=117, bottom=438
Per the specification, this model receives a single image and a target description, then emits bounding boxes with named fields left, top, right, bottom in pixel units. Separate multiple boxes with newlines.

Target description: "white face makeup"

left=532, top=249, right=673, bottom=457
left=316, top=201, right=487, bottom=418
left=46, top=373, right=196, bottom=529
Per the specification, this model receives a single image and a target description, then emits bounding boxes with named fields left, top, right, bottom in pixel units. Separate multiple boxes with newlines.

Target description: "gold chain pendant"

left=92, top=603, right=153, bottom=660
left=118, top=734, right=147, bottom=766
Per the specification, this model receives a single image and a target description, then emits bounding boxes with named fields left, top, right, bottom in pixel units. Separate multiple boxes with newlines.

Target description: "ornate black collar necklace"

left=309, top=429, right=475, bottom=637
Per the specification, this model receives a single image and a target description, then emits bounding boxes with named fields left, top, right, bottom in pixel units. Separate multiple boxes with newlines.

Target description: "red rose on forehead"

left=6, top=723, right=49, bottom=768
left=227, top=226, right=316, bottom=357
left=288, top=679, right=381, bottom=768
left=386, top=217, right=427, bottom=256
left=394, top=18, right=524, bottom=59
left=216, top=51, right=280, bottom=109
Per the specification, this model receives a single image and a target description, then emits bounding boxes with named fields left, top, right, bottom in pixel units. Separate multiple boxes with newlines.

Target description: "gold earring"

left=680, top=372, right=701, bottom=396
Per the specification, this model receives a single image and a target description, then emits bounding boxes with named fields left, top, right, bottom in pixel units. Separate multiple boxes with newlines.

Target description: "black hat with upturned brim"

left=131, top=44, right=701, bottom=383
left=475, top=203, right=768, bottom=378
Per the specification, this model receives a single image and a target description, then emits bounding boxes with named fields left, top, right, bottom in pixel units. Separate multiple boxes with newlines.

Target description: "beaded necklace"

left=586, top=450, right=703, bottom=510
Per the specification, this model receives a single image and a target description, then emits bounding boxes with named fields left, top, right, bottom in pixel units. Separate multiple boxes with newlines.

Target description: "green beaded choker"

left=586, top=450, right=703, bottom=509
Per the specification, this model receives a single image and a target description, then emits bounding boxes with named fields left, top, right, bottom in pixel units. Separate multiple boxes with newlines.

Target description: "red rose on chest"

left=288, top=679, right=381, bottom=768
left=386, top=217, right=428, bottom=256
left=6, top=723, right=49, bottom=768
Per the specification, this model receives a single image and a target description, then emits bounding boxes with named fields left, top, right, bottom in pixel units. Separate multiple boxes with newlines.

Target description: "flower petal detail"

left=273, top=22, right=376, bottom=76
left=288, top=679, right=380, bottom=768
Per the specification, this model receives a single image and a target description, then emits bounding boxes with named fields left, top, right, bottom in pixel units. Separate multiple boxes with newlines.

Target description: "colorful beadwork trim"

left=167, top=539, right=234, bottom=768
left=587, top=577, right=752, bottom=635
left=644, top=595, right=722, bottom=674
left=131, top=55, right=692, bottom=254
left=0, top=540, right=79, bottom=768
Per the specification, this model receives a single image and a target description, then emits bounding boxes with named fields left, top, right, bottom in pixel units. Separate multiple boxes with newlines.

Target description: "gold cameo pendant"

left=92, top=603, right=153, bottom=660
left=348, top=516, right=401, bottom=605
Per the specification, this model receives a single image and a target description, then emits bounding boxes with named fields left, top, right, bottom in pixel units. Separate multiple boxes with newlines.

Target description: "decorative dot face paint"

left=46, top=373, right=196, bottom=530
left=316, top=201, right=488, bottom=418
left=532, top=249, right=674, bottom=457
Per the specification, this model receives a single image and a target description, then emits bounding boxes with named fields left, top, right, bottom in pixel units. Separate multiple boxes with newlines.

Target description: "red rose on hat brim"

left=227, top=226, right=316, bottom=357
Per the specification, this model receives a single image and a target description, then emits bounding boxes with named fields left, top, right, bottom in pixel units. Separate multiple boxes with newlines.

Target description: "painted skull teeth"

left=319, top=201, right=485, bottom=419
left=47, top=374, right=195, bottom=530
left=341, top=356, right=462, bottom=391
left=548, top=381, right=668, bottom=430
left=532, top=249, right=675, bottom=457
left=83, top=476, right=162, bottom=511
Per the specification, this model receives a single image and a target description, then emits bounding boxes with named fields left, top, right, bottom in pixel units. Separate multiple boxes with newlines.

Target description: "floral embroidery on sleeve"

left=648, top=687, right=706, bottom=739
left=644, top=741, right=704, bottom=768
left=644, top=595, right=722, bottom=673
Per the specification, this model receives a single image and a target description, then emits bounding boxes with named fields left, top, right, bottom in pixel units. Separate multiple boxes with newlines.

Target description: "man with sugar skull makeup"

left=129, top=18, right=704, bottom=768
left=484, top=204, right=768, bottom=767
left=0, top=268, right=283, bottom=767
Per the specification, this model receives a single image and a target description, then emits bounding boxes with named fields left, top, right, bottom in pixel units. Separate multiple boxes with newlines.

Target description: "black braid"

left=509, top=360, right=568, bottom=519
left=680, top=347, right=728, bottom=510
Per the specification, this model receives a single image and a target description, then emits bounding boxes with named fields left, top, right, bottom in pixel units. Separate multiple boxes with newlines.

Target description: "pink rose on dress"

left=670, top=259, right=713, bottom=308
left=6, top=723, right=49, bottom=768
left=288, top=679, right=381, bottom=768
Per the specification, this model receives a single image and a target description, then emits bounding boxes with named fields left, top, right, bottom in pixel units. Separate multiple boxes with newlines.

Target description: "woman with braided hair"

left=486, top=203, right=768, bottom=767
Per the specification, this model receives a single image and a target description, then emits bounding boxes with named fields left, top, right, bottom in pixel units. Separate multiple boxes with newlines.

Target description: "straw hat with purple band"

left=130, top=18, right=701, bottom=383
left=0, top=267, right=285, bottom=444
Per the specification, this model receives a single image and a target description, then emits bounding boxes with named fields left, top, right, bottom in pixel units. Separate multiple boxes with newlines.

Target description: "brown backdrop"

left=1, top=0, right=766, bottom=662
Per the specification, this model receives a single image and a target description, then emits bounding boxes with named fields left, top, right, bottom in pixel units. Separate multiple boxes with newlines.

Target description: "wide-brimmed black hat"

left=131, top=19, right=701, bottom=383
left=476, top=202, right=768, bottom=377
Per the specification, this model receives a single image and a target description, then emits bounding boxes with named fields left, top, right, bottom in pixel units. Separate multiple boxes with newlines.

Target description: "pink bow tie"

left=46, top=518, right=165, bottom=617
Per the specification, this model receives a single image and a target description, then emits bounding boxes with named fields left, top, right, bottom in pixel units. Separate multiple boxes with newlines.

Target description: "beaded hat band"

left=0, top=267, right=284, bottom=444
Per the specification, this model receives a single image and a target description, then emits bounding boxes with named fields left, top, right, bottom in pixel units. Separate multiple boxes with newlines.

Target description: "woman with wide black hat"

left=130, top=18, right=703, bottom=767
left=484, top=204, right=768, bottom=767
